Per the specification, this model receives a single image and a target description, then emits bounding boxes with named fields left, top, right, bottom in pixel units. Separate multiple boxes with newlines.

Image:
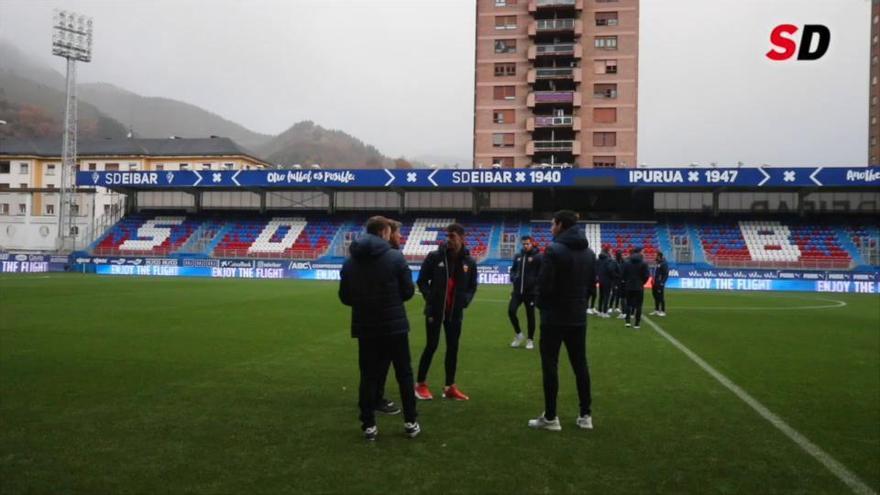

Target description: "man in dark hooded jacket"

left=339, top=216, right=419, bottom=440
left=528, top=210, right=596, bottom=432
left=415, top=223, right=478, bottom=401
left=596, top=248, right=614, bottom=317
left=622, top=247, right=651, bottom=329
left=509, top=235, right=541, bottom=349
left=650, top=251, right=669, bottom=317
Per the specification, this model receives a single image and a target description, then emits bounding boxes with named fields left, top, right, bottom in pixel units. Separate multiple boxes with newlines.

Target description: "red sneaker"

left=443, top=384, right=470, bottom=401
left=414, top=382, right=433, bottom=400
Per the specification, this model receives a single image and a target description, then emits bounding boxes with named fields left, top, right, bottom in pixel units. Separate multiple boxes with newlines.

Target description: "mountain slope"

left=258, top=121, right=388, bottom=168
left=78, top=82, right=273, bottom=151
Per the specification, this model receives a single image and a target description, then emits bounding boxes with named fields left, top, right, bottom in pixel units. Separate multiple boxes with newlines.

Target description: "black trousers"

left=652, top=284, right=666, bottom=311
left=358, top=333, right=417, bottom=428
left=417, top=317, right=462, bottom=386
left=587, top=289, right=597, bottom=310
left=509, top=292, right=536, bottom=339
left=598, top=283, right=612, bottom=313
left=539, top=324, right=592, bottom=420
left=625, top=289, right=645, bottom=326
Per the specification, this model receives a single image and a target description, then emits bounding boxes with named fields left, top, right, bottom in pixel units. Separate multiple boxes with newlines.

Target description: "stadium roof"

left=0, top=136, right=268, bottom=164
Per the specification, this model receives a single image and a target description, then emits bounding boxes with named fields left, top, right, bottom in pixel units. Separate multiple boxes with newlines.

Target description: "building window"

left=594, top=59, right=617, bottom=74
left=493, top=86, right=516, bottom=100
left=872, top=136, right=877, bottom=146
left=19, top=163, right=28, bottom=174
left=19, top=183, right=27, bottom=189
left=595, top=36, right=618, bottom=49
left=595, top=12, right=618, bottom=26
left=593, top=132, right=617, bottom=147
left=0, top=183, right=8, bottom=189
left=224, top=163, right=235, bottom=170
left=46, top=164, right=56, bottom=175
left=180, top=163, right=190, bottom=170
left=492, top=157, right=515, bottom=167
left=47, top=184, right=55, bottom=189
left=105, top=163, right=119, bottom=171
left=18, top=203, right=26, bottom=215
left=493, top=133, right=515, bottom=148
left=495, top=15, right=517, bottom=30
left=70, top=225, right=79, bottom=236
left=46, top=204, right=55, bottom=216
left=128, top=163, right=138, bottom=171
left=201, top=163, right=212, bottom=170
left=593, top=108, right=617, bottom=123
left=495, top=0, right=516, bottom=6
left=593, top=156, right=617, bottom=168
left=495, top=39, right=517, bottom=54
left=493, top=109, right=515, bottom=124
left=71, top=203, right=80, bottom=216
left=494, top=63, right=516, bottom=77
left=0, top=204, right=8, bottom=215
left=593, top=83, right=618, bottom=99
left=156, top=164, right=164, bottom=171
left=88, top=163, right=97, bottom=171
left=103, top=204, right=111, bottom=215
left=0, top=161, right=9, bottom=174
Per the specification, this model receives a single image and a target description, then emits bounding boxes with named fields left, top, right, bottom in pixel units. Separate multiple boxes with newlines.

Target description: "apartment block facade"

left=474, top=0, right=639, bottom=168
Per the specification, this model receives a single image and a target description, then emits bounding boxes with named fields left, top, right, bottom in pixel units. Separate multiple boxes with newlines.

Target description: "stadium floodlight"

left=52, top=10, right=93, bottom=253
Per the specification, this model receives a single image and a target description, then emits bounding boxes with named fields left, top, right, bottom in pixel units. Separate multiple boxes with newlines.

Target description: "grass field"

left=1, top=274, right=878, bottom=494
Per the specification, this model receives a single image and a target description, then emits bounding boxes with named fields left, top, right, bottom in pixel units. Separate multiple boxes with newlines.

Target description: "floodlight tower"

left=52, top=10, right=93, bottom=252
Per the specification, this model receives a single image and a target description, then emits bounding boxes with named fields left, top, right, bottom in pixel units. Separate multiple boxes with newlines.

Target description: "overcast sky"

left=0, top=0, right=872, bottom=166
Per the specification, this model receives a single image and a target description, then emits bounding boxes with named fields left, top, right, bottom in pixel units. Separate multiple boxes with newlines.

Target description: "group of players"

left=508, top=234, right=669, bottom=342
left=339, top=212, right=669, bottom=440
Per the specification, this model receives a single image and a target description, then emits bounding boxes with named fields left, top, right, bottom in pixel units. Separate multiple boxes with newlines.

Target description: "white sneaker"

left=657, top=311, right=666, bottom=317
left=649, top=310, right=659, bottom=315
left=586, top=308, right=595, bottom=315
left=576, top=415, right=593, bottom=429
left=617, top=313, right=626, bottom=319
left=510, top=333, right=526, bottom=348
left=525, top=339, right=534, bottom=350
left=625, top=322, right=631, bottom=328
left=614, top=308, right=621, bottom=314
left=363, top=425, right=378, bottom=441
left=528, top=414, right=561, bottom=431
left=601, top=312, right=611, bottom=318
left=633, top=325, right=641, bottom=329
left=404, top=422, right=421, bottom=438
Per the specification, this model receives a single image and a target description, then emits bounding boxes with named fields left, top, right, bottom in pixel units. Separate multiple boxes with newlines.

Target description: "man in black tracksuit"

left=611, top=250, right=627, bottom=317
left=509, top=235, right=541, bottom=349
left=339, top=216, right=419, bottom=440
left=651, top=251, right=669, bottom=316
left=415, top=223, right=478, bottom=401
left=622, top=247, right=651, bottom=329
left=528, top=210, right=596, bottom=431
left=596, top=248, right=614, bottom=316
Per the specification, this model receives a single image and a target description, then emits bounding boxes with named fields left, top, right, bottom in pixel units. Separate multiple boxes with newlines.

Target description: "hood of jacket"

left=349, top=233, right=391, bottom=259
left=554, top=226, right=589, bottom=251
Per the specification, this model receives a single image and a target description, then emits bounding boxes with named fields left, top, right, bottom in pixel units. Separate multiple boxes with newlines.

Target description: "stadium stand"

left=90, top=213, right=877, bottom=270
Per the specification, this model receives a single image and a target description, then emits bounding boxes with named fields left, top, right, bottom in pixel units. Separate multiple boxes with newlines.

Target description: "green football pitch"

left=1, top=274, right=878, bottom=494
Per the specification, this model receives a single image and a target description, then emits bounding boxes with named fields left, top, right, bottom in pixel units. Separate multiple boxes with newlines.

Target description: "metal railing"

left=534, top=115, right=573, bottom=127
left=535, top=43, right=575, bottom=55
left=534, top=91, right=575, bottom=103
left=535, top=67, right=574, bottom=78
left=533, top=140, right=575, bottom=151
left=536, top=0, right=576, bottom=6
left=536, top=19, right=575, bottom=30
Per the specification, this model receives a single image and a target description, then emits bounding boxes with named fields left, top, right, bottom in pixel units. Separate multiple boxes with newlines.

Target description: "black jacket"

left=339, top=234, right=415, bottom=338
left=654, top=259, right=669, bottom=287
left=622, top=253, right=651, bottom=291
left=510, top=247, right=542, bottom=297
left=417, top=243, right=478, bottom=322
left=536, top=226, right=596, bottom=326
left=597, top=252, right=615, bottom=286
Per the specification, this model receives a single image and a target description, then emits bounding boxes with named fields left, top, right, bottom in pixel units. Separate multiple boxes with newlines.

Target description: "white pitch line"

left=642, top=315, right=877, bottom=495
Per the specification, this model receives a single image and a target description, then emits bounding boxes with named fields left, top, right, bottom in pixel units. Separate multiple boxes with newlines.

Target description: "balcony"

left=529, top=0, right=583, bottom=12
left=526, top=140, right=581, bottom=155
left=527, top=67, right=582, bottom=83
left=527, top=115, right=581, bottom=131
left=528, top=43, right=582, bottom=60
left=527, top=91, right=582, bottom=107
left=528, top=19, right=583, bottom=37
